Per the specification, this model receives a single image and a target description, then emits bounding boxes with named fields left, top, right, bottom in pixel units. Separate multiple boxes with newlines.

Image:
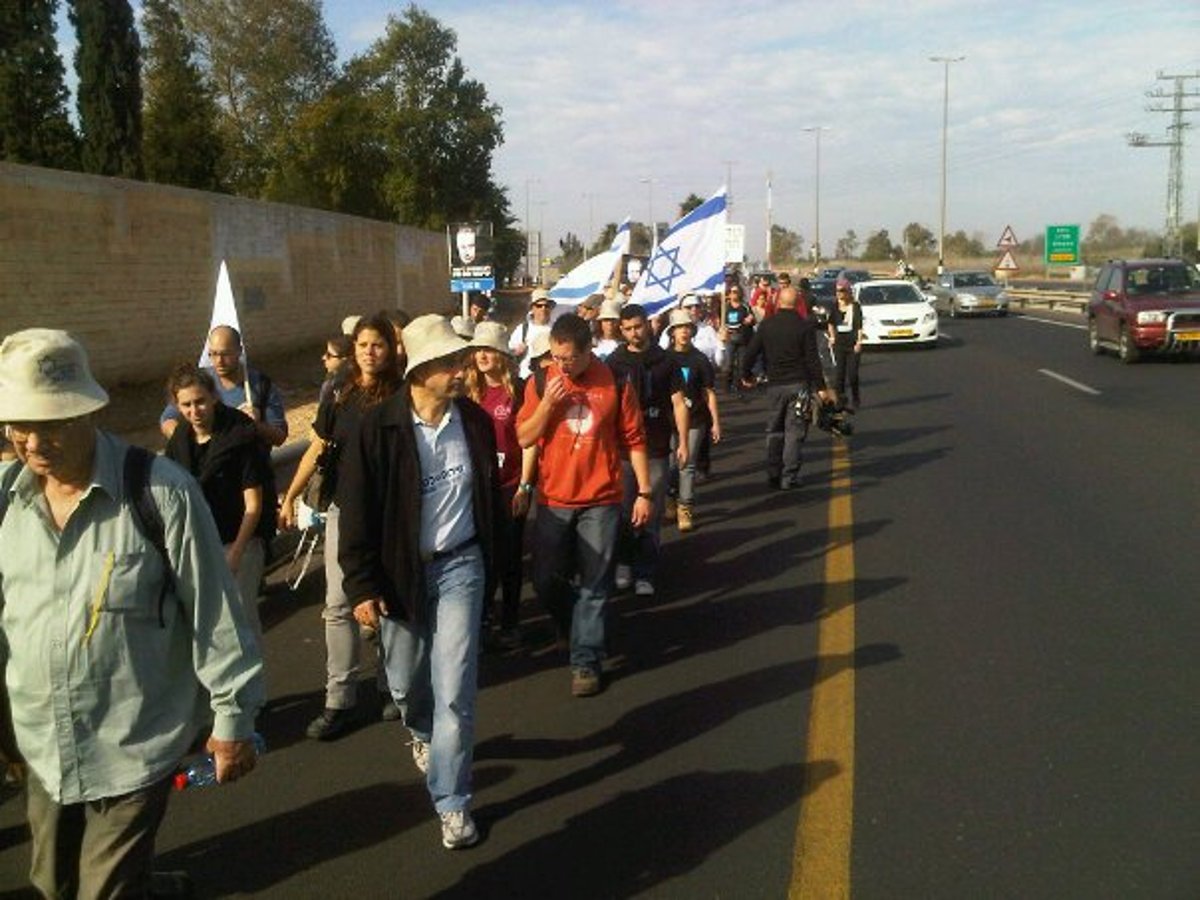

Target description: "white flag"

left=548, top=218, right=631, bottom=307
left=630, top=188, right=727, bottom=316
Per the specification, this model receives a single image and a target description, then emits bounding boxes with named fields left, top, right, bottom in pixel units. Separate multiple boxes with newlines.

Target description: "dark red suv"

left=1087, top=259, right=1200, bottom=362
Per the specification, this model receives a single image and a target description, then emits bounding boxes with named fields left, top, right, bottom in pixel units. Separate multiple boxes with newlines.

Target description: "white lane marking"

left=1018, top=314, right=1087, bottom=331
left=938, top=329, right=951, bottom=340
left=1038, top=368, right=1101, bottom=396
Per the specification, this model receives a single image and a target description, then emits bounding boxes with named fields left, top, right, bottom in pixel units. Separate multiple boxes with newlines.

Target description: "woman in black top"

left=280, top=314, right=401, bottom=740
left=165, top=364, right=272, bottom=641
left=829, top=282, right=864, bottom=408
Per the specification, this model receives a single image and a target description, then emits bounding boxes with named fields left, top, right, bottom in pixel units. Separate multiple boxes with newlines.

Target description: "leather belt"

left=423, top=536, right=478, bottom=564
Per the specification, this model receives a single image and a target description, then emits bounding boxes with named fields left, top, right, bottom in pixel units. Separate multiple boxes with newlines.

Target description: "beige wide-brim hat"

left=0, top=328, right=109, bottom=421
left=668, top=308, right=695, bottom=331
left=530, top=287, right=555, bottom=306
left=470, top=321, right=510, bottom=354
left=403, top=315, right=470, bottom=377
left=341, top=314, right=362, bottom=336
left=598, top=299, right=623, bottom=321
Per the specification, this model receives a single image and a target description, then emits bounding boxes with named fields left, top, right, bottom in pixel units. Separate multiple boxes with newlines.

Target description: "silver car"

left=932, top=271, right=1010, bottom=317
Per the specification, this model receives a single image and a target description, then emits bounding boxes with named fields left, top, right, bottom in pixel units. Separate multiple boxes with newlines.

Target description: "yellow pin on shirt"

left=82, top=551, right=115, bottom=646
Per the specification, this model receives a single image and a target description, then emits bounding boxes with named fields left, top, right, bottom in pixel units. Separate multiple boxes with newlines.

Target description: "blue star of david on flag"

left=644, top=245, right=686, bottom=294
left=630, top=187, right=728, bottom=316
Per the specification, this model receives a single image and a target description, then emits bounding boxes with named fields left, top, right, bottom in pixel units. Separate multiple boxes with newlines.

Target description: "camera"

left=816, top=400, right=854, bottom=437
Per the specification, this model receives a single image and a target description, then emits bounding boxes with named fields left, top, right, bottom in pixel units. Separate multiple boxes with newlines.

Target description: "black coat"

left=337, top=389, right=499, bottom=625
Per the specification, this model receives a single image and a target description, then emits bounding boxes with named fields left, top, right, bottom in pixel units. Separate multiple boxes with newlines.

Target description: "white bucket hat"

left=0, top=328, right=109, bottom=421
left=403, top=315, right=470, bottom=377
left=341, top=314, right=362, bottom=336
left=668, top=308, right=695, bottom=332
left=450, top=315, right=476, bottom=339
left=528, top=330, right=552, bottom=360
left=470, top=321, right=510, bottom=354
left=598, top=299, right=623, bottom=321
left=530, top=287, right=555, bottom=307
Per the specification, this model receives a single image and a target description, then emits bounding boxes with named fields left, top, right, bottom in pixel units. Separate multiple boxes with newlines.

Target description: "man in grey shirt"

left=0, top=328, right=264, bottom=898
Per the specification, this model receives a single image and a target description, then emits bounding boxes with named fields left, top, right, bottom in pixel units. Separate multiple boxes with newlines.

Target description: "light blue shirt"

left=0, top=432, right=264, bottom=803
left=412, top=406, right=475, bottom=558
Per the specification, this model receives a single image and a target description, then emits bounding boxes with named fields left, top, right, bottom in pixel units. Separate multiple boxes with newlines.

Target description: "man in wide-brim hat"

left=0, top=328, right=264, bottom=898
left=337, top=314, right=501, bottom=851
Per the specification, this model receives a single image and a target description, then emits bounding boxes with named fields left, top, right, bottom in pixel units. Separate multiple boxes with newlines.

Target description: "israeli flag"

left=630, top=187, right=727, bottom=317
left=548, top=218, right=632, bottom=306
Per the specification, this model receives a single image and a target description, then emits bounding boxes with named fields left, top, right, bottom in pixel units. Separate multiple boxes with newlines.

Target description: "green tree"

left=862, top=229, right=897, bottom=261
left=69, top=0, right=142, bottom=177
left=834, top=229, right=859, bottom=259
left=141, top=0, right=223, bottom=190
left=769, top=224, right=803, bottom=267
left=679, top=192, right=704, bottom=217
left=589, top=222, right=619, bottom=257
left=902, top=221, right=935, bottom=257
left=943, top=230, right=985, bottom=258
left=180, top=0, right=336, bottom=195
left=558, top=232, right=585, bottom=269
left=0, top=0, right=79, bottom=168
left=629, top=222, right=653, bottom=256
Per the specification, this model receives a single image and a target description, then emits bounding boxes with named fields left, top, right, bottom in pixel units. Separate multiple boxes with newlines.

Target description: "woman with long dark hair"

left=280, top=313, right=401, bottom=740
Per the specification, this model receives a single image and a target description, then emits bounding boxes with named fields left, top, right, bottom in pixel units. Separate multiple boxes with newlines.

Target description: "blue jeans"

left=620, top=457, right=669, bottom=580
left=531, top=503, right=620, bottom=672
left=378, top=545, right=484, bottom=814
left=669, top=427, right=705, bottom=505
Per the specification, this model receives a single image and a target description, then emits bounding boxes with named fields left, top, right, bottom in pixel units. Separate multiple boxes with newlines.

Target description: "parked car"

left=931, top=271, right=1010, bottom=317
left=839, top=269, right=872, bottom=285
left=853, top=280, right=939, bottom=347
left=1087, top=258, right=1200, bottom=362
left=818, top=267, right=845, bottom=280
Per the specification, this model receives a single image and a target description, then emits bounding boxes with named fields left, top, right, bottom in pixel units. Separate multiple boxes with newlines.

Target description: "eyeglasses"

left=532, top=303, right=552, bottom=309
left=208, top=349, right=239, bottom=359
left=6, top=419, right=79, bottom=442
left=322, top=351, right=344, bottom=359
left=551, top=353, right=582, bottom=366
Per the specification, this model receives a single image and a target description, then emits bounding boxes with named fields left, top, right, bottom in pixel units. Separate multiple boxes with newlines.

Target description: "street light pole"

left=930, top=55, right=964, bottom=275
left=524, top=177, right=539, bottom=284
left=801, top=126, right=828, bottom=265
left=639, top=177, right=656, bottom=253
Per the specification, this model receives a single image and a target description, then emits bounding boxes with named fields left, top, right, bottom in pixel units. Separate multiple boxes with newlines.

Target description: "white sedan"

left=852, top=280, right=939, bottom=347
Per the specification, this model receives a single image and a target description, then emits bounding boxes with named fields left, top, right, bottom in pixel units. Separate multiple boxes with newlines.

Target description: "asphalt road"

left=1, top=312, right=1196, bottom=898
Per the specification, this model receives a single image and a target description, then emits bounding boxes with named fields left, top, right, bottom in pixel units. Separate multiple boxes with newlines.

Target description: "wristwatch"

left=637, top=491, right=652, bottom=500
left=519, top=482, right=535, bottom=494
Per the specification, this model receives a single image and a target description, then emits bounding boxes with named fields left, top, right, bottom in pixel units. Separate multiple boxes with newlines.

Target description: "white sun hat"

left=0, top=328, right=109, bottom=421
left=403, top=315, right=471, bottom=377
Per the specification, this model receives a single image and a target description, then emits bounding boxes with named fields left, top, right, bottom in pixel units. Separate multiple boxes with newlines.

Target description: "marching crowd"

left=0, top=274, right=862, bottom=895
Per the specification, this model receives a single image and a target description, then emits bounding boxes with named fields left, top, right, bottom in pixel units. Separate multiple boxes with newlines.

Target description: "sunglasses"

left=532, top=302, right=552, bottom=309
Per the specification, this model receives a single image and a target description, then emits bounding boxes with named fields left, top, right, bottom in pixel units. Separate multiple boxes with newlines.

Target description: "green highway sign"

left=1045, top=224, right=1080, bottom=265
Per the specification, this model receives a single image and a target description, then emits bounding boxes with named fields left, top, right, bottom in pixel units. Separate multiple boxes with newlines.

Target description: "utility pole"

left=524, top=177, right=539, bottom=284
left=801, top=126, right=828, bottom=265
left=930, top=55, right=964, bottom=275
left=765, top=171, right=773, bottom=268
left=1127, top=70, right=1200, bottom=258
left=722, top=160, right=736, bottom=216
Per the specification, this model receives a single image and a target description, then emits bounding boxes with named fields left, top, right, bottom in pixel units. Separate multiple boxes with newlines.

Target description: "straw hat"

left=528, top=330, right=552, bottom=360
left=667, top=308, right=695, bottom=332
left=470, top=321, right=510, bottom=354
left=402, top=315, right=470, bottom=377
left=0, top=328, right=109, bottom=421
left=598, top=299, right=623, bottom=321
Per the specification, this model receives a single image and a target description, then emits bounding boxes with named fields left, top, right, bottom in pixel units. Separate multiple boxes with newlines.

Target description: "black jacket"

left=337, top=389, right=499, bottom=625
left=741, top=308, right=826, bottom=387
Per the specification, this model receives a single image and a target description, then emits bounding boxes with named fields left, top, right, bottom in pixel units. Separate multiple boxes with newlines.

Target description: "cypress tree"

left=69, top=0, right=143, bottom=178
left=142, top=0, right=222, bottom=190
left=0, top=0, right=80, bottom=168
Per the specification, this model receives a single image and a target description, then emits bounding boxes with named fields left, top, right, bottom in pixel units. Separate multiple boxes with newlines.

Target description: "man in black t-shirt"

left=665, top=309, right=720, bottom=532
left=606, top=304, right=689, bottom=597
left=720, top=285, right=755, bottom=391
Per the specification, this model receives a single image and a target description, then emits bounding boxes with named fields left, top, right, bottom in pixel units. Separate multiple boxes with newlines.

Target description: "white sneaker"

left=634, top=579, right=655, bottom=597
left=440, top=808, right=479, bottom=849
left=614, top=564, right=632, bottom=590
left=409, top=738, right=429, bottom=775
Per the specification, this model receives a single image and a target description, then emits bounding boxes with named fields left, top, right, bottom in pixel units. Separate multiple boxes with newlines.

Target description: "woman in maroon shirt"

left=466, top=321, right=536, bottom=650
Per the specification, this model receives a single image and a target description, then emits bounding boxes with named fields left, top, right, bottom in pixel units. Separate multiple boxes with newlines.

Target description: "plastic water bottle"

left=173, top=733, right=266, bottom=790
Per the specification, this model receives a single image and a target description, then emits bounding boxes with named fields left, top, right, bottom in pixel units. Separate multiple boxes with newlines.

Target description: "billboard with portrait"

left=449, top=221, right=495, bottom=292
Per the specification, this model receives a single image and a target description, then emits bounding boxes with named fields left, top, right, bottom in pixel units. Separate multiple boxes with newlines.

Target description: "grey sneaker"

left=440, top=808, right=479, bottom=849
left=409, top=738, right=430, bottom=775
left=614, top=564, right=632, bottom=590
left=634, top=579, right=655, bottom=597
left=571, top=667, right=602, bottom=697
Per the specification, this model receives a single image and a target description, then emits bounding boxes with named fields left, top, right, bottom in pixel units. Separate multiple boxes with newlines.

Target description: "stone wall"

left=0, top=162, right=449, bottom=384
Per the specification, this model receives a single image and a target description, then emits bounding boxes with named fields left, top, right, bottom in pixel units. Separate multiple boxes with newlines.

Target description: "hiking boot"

left=409, top=738, right=430, bottom=775
left=663, top=496, right=677, bottom=521
left=440, top=808, right=480, bottom=849
left=634, top=579, right=655, bottom=597
left=305, top=707, right=355, bottom=741
left=571, top=667, right=602, bottom=697
left=677, top=503, right=694, bottom=532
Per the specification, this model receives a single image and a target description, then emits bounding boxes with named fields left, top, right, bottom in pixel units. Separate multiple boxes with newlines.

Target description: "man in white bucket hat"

left=337, top=315, right=500, bottom=850
left=0, top=328, right=264, bottom=898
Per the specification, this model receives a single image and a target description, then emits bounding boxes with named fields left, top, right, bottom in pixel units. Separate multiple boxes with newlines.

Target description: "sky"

left=58, top=1, right=1200, bottom=261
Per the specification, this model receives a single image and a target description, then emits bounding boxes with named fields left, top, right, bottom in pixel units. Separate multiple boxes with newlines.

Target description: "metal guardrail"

left=1005, top=288, right=1088, bottom=313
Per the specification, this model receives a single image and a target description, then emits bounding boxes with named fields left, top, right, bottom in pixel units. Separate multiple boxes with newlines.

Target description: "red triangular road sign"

left=996, top=225, right=1018, bottom=248
left=995, top=249, right=1019, bottom=271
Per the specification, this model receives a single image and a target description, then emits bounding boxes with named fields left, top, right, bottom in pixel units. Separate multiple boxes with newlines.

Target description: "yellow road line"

left=790, top=440, right=856, bottom=899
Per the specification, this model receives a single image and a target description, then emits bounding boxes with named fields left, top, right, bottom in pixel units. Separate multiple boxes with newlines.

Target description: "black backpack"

left=0, top=445, right=175, bottom=626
